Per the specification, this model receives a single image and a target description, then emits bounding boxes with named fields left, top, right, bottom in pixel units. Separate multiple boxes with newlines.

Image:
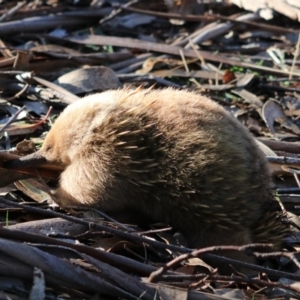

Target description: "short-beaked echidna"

left=7, top=88, right=288, bottom=258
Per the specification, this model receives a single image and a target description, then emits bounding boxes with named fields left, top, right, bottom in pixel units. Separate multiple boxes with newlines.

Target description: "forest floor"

left=0, top=0, right=300, bottom=299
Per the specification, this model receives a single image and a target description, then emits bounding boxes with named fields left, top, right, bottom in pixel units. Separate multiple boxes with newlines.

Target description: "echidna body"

left=15, top=88, right=287, bottom=249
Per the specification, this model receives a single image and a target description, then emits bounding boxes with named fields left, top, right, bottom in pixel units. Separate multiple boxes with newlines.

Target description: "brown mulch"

left=0, top=0, right=300, bottom=299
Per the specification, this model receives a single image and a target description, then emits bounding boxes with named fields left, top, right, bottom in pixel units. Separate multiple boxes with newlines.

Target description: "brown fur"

left=38, top=88, right=287, bottom=253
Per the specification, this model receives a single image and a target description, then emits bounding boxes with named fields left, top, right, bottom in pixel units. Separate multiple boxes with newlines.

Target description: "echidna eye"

left=46, top=145, right=52, bottom=151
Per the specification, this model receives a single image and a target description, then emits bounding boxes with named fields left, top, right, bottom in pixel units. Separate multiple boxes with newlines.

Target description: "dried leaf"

left=55, top=66, right=122, bottom=94
left=232, top=89, right=263, bottom=108
left=14, top=179, right=52, bottom=203
left=215, top=288, right=246, bottom=299
left=157, top=284, right=188, bottom=300
left=262, top=99, right=300, bottom=135
left=236, top=73, right=256, bottom=88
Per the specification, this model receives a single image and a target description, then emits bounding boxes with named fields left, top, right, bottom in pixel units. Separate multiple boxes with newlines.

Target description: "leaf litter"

left=0, top=0, right=300, bottom=299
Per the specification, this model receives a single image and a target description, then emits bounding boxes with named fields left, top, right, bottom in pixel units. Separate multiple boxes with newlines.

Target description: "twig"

left=100, top=0, right=140, bottom=24
left=67, top=35, right=300, bottom=77
left=188, top=274, right=300, bottom=294
left=267, top=156, right=300, bottom=166
left=6, top=83, right=29, bottom=101
left=258, top=138, right=300, bottom=154
left=0, top=197, right=299, bottom=280
left=116, top=4, right=296, bottom=34
left=67, top=206, right=136, bottom=232
left=0, top=225, right=157, bottom=276
left=0, top=106, right=26, bottom=135
left=0, top=1, right=26, bottom=22
left=148, top=244, right=273, bottom=283
left=254, top=250, right=300, bottom=269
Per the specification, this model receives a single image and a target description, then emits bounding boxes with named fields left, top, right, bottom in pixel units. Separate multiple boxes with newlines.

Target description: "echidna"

left=6, top=88, right=288, bottom=263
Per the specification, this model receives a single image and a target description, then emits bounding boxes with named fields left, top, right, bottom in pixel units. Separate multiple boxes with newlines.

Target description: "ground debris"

left=0, top=0, right=300, bottom=299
